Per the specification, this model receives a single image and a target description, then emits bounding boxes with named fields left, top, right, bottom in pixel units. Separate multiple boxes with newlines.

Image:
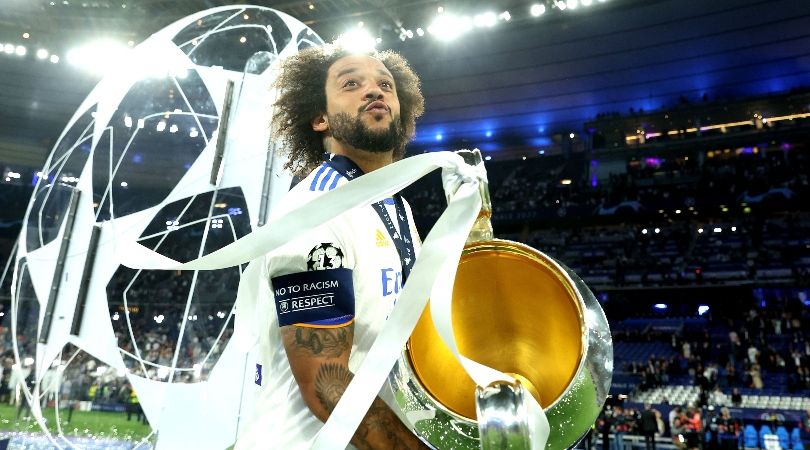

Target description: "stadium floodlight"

left=473, top=12, right=497, bottom=28
left=698, top=305, right=710, bottom=316
left=3, top=44, right=14, bottom=54
left=582, top=0, right=593, bottom=5
left=713, top=227, right=722, bottom=233
left=335, top=28, right=377, bottom=53
left=567, top=0, right=579, bottom=9
left=36, top=48, right=48, bottom=59
left=66, top=39, right=131, bottom=76
left=428, top=13, right=472, bottom=41
left=15, top=45, right=26, bottom=56
left=653, top=303, right=667, bottom=310
left=49, top=54, right=59, bottom=63
left=530, top=4, right=546, bottom=16
left=641, top=229, right=648, bottom=235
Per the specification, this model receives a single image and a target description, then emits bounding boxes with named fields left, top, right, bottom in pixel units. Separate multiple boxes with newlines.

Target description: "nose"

left=364, top=86, right=383, bottom=101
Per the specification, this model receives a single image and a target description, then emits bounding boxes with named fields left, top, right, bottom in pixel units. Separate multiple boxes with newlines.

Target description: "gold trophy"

left=389, top=150, right=613, bottom=449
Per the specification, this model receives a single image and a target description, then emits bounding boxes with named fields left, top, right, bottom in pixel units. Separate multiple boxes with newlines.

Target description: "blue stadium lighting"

left=698, top=305, right=710, bottom=316
left=485, top=130, right=493, bottom=138
left=653, top=303, right=667, bottom=310
left=435, top=133, right=443, bottom=141
left=538, top=149, right=545, bottom=155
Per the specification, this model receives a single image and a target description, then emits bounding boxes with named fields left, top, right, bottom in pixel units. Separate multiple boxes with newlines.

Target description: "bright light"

left=473, top=12, right=497, bottom=28
left=484, top=155, right=492, bottom=161
left=567, top=0, right=579, bottom=9
left=156, top=120, right=166, bottom=132
left=112, top=312, right=120, bottom=321
left=538, top=150, right=545, bottom=155
left=499, top=11, right=511, bottom=21
left=556, top=0, right=567, bottom=10
left=335, top=28, right=377, bottom=53
left=3, top=44, right=13, bottom=54
left=49, top=54, right=59, bottom=63
left=157, top=367, right=169, bottom=379
left=120, top=181, right=128, bottom=187
left=698, top=305, right=710, bottom=316
left=36, top=49, right=49, bottom=59
left=137, top=118, right=145, bottom=129
left=582, top=0, right=593, bottom=5
left=7, top=171, right=20, bottom=179
left=653, top=303, right=667, bottom=310
left=654, top=228, right=660, bottom=234
left=698, top=228, right=704, bottom=233
left=124, top=116, right=132, bottom=127
left=485, top=130, right=493, bottom=137
left=23, top=357, right=35, bottom=366
left=22, top=32, right=30, bottom=39
left=675, top=209, right=681, bottom=214
left=713, top=227, right=722, bottom=233
left=169, top=124, right=178, bottom=133
left=15, top=45, right=26, bottom=56
left=642, top=229, right=648, bottom=235
left=428, top=13, right=472, bottom=41
left=66, top=40, right=131, bottom=76
left=569, top=132, right=575, bottom=139
left=416, top=28, right=424, bottom=36
left=530, top=4, right=546, bottom=16
left=154, top=314, right=165, bottom=324
left=435, top=133, right=442, bottom=141
left=189, top=128, right=199, bottom=138
left=560, top=179, right=572, bottom=185
left=731, top=226, right=737, bottom=232
left=239, top=36, right=247, bottom=43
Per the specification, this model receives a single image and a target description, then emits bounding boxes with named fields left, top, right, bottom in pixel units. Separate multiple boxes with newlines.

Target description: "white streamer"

left=115, top=151, right=549, bottom=450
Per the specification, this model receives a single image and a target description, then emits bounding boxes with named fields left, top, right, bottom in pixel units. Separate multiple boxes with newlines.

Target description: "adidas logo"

left=375, top=229, right=389, bottom=247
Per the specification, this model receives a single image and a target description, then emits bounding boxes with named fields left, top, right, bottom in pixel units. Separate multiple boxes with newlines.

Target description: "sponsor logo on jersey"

left=307, top=243, right=345, bottom=271
left=375, top=229, right=389, bottom=247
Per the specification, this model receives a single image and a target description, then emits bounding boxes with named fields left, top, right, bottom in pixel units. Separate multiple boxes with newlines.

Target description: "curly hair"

left=271, top=47, right=424, bottom=176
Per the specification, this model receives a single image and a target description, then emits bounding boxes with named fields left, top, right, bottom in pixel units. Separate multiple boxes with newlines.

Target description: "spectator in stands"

left=730, top=388, right=742, bottom=407
left=641, top=403, right=659, bottom=450
left=611, top=405, right=629, bottom=450
left=671, top=416, right=688, bottom=450
left=716, top=407, right=739, bottom=450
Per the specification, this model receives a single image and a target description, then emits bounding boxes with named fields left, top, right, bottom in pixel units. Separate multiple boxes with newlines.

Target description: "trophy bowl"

left=389, top=239, right=613, bottom=449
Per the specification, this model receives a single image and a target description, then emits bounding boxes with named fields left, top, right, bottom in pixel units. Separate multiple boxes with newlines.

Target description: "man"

left=640, top=403, right=659, bottom=450
left=235, top=45, right=427, bottom=450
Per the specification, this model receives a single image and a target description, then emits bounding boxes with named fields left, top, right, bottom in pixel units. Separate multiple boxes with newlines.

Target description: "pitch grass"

left=0, top=403, right=153, bottom=443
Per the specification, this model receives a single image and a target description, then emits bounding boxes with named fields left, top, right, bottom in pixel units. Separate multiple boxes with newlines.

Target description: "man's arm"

left=281, top=324, right=427, bottom=450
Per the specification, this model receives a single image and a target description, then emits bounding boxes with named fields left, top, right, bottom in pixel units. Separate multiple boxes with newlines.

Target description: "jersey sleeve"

left=265, top=216, right=356, bottom=328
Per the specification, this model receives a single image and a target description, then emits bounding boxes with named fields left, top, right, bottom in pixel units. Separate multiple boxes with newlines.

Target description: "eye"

left=380, top=80, right=394, bottom=90
left=343, top=79, right=358, bottom=88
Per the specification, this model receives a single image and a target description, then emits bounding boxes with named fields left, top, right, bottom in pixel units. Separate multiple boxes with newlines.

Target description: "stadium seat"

left=744, top=425, right=759, bottom=449
left=759, top=425, right=773, bottom=449
left=775, top=426, right=789, bottom=450
left=792, top=428, right=804, bottom=450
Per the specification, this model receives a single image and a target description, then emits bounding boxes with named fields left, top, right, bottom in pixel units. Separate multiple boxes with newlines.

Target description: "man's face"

left=322, top=54, right=405, bottom=153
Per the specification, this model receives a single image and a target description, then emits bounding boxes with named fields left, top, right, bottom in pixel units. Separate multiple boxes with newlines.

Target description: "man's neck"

left=328, top=141, right=393, bottom=173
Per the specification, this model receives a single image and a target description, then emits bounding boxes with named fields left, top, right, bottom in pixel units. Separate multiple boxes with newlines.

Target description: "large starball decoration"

left=8, top=6, right=322, bottom=449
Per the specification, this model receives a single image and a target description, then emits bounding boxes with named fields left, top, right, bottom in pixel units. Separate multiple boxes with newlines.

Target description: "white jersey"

left=236, top=161, right=421, bottom=449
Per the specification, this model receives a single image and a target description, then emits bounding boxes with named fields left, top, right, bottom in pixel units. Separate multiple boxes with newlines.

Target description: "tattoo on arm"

left=292, top=327, right=350, bottom=357
left=314, top=363, right=415, bottom=450
left=314, top=363, right=352, bottom=413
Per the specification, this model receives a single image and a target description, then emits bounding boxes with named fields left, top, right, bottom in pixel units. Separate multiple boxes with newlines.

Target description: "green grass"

left=0, top=403, right=153, bottom=443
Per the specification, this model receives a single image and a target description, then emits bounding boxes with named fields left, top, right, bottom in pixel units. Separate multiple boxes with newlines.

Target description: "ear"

left=311, top=113, right=328, bottom=132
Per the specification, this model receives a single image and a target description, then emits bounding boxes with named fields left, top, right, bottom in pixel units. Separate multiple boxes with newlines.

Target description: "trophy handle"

left=476, top=380, right=532, bottom=450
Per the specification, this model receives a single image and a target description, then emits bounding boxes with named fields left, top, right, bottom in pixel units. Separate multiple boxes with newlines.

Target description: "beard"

left=328, top=109, right=407, bottom=154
